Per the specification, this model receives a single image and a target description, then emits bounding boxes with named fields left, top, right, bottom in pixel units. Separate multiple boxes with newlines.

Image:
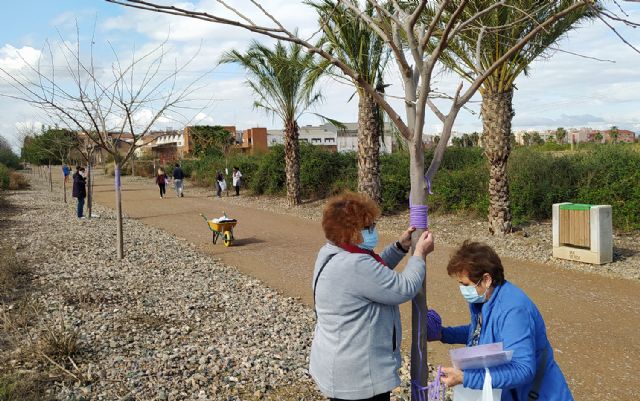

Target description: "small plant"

left=38, top=316, right=79, bottom=363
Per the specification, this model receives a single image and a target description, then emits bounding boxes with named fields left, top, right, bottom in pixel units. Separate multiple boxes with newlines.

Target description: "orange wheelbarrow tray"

left=200, top=214, right=238, bottom=247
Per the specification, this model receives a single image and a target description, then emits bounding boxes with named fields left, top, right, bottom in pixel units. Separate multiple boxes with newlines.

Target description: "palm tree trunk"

left=284, top=120, right=301, bottom=206
left=357, top=91, right=382, bottom=204
left=482, top=90, right=514, bottom=235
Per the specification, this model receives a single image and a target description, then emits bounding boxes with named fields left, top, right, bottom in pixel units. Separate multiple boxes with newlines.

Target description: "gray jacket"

left=309, top=242, right=426, bottom=399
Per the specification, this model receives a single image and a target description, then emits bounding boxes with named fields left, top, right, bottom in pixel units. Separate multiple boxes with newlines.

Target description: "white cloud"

left=0, top=45, right=41, bottom=71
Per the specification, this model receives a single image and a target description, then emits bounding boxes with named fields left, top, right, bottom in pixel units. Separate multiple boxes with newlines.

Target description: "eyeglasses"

left=364, top=222, right=377, bottom=233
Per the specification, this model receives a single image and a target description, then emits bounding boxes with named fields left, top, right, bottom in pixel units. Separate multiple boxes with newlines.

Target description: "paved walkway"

left=86, top=173, right=639, bottom=400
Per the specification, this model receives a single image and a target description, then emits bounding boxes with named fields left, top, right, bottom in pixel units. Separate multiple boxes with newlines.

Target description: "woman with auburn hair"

left=434, top=241, right=573, bottom=401
left=309, top=192, right=435, bottom=401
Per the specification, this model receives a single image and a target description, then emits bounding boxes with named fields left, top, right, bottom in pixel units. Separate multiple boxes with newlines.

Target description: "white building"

left=268, top=122, right=394, bottom=153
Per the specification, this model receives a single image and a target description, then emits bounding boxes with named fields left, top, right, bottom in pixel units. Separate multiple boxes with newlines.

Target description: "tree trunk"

left=87, top=161, right=93, bottom=218
left=357, top=90, right=382, bottom=204
left=283, top=120, right=301, bottom=206
left=481, top=90, right=514, bottom=236
left=402, top=73, right=429, bottom=401
left=48, top=163, right=53, bottom=192
left=63, top=175, right=67, bottom=203
left=115, top=162, right=124, bottom=259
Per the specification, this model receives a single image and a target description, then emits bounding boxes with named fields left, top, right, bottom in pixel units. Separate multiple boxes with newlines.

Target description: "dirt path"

left=85, top=173, right=638, bottom=400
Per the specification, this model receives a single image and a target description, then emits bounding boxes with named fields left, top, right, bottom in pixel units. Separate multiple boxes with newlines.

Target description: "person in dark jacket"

left=215, top=170, right=224, bottom=197
left=155, top=168, right=168, bottom=199
left=172, top=163, right=185, bottom=197
left=72, top=166, right=87, bottom=218
left=436, top=241, right=574, bottom=401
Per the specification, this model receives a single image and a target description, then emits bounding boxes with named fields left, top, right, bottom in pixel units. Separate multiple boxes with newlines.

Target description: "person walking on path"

left=72, top=166, right=87, bottom=218
left=232, top=167, right=242, bottom=196
left=215, top=170, right=225, bottom=198
left=434, top=241, right=574, bottom=401
left=172, top=163, right=185, bottom=197
left=156, top=168, right=168, bottom=199
left=310, top=192, right=435, bottom=401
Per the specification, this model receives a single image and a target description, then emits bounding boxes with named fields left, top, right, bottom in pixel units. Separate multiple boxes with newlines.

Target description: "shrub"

left=508, top=148, right=580, bottom=225
left=8, top=172, right=29, bottom=190
left=0, top=149, right=20, bottom=170
left=574, top=145, right=640, bottom=230
left=251, top=146, right=285, bottom=195
left=379, top=151, right=410, bottom=212
left=429, top=163, right=489, bottom=217
left=0, top=164, right=9, bottom=190
left=299, top=143, right=356, bottom=199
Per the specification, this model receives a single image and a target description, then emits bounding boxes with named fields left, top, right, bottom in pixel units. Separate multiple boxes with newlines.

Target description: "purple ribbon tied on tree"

left=427, top=309, right=442, bottom=342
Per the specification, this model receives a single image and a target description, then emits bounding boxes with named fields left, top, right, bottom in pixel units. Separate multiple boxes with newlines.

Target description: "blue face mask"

left=359, top=227, right=379, bottom=251
left=459, top=279, right=489, bottom=304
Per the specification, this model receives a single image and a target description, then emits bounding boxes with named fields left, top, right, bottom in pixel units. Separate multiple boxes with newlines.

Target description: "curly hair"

left=322, top=192, right=380, bottom=245
left=447, top=240, right=505, bottom=285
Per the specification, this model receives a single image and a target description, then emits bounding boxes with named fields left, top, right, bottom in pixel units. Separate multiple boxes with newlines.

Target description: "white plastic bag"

left=218, top=179, right=227, bottom=191
left=453, top=368, right=502, bottom=401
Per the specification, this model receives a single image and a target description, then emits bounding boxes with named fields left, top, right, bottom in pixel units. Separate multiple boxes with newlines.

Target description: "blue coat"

left=441, top=281, right=573, bottom=401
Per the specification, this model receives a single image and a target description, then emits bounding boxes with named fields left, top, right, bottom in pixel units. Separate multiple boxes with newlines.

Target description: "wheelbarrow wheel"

left=223, top=231, right=233, bottom=247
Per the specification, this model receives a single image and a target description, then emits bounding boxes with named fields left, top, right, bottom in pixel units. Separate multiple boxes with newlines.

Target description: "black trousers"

left=234, top=185, right=240, bottom=196
left=329, top=392, right=390, bottom=401
left=158, top=183, right=166, bottom=197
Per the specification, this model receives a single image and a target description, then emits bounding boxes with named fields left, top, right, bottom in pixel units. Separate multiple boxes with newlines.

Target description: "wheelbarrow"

left=200, top=213, right=238, bottom=247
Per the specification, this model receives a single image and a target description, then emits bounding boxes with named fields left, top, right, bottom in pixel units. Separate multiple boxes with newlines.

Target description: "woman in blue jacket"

left=437, top=241, right=573, bottom=401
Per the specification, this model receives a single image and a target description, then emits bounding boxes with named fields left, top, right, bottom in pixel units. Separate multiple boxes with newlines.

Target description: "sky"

left=1, top=0, right=639, bottom=151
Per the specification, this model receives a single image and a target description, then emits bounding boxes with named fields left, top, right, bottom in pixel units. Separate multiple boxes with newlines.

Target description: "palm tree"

left=220, top=41, right=322, bottom=206
left=439, top=0, right=595, bottom=234
left=311, top=0, right=389, bottom=204
left=556, top=127, right=568, bottom=143
left=594, top=132, right=604, bottom=143
left=609, top=125, right=619, bottom=143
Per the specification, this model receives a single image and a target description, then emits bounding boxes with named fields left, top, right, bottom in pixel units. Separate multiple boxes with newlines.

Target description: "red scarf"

left=340, top=243, right=387, bottom=266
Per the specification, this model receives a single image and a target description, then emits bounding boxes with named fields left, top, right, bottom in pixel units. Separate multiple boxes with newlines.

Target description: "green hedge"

left=0, top=149, right=20, bottom=170
left=181, top=144, right=640, bottom=230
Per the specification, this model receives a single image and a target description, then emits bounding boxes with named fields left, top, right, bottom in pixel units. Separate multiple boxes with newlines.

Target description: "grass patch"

left=0, top=248, right=30, bottom=304
left=0, top=372, right=55, bottom=401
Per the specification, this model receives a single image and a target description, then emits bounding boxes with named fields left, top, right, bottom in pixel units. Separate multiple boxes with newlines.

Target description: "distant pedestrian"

left=173, top=163, right=185, bottom=197
left=215, top=170, right=225, bottom=198
left=232, top=166, right=242, bottom=196
left=156, top=168, right=168, bottom=199
left=62, top=164, right=71, bottom=183
left=72, top=166, right=87, bottom=218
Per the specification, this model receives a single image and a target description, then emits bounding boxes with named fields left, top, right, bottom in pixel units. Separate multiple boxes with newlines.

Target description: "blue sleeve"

left=463, top=307, right=536, bottom=390
left=379, top=243, right=406, bottom=269
left=351, top=255, right=425, bottom=305
left=441, top=325, right=469, bottom=345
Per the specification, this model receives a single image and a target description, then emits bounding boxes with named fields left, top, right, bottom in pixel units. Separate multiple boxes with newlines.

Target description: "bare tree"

left=0, top=28, right=208, bottom=259
left=103, top=0, right=635, bottom=396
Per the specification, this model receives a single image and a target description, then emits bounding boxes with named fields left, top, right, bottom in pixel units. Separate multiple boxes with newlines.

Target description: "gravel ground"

left=185, top=183, right=639, bottom=281
left=1, top=176, right=432, bottom=401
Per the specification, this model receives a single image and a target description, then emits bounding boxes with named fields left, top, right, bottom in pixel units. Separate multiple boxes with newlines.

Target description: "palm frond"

left=219, top=39, right=325, bottom=125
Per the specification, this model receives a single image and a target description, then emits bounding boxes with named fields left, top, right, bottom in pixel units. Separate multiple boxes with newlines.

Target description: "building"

left=589, top=129, right=636, bottom=143
left=236, top=127, right=268, bottom=154
left=267, top=122, right=394, bottom=154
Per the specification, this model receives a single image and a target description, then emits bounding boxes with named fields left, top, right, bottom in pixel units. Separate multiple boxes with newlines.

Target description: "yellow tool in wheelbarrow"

left=200, top=213, right=238, bottom=247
